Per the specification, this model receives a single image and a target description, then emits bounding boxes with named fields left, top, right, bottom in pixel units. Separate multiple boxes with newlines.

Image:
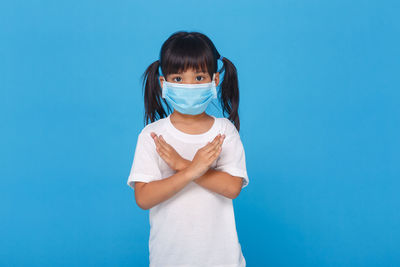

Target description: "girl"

left=127, top=31, right=249, bottom=267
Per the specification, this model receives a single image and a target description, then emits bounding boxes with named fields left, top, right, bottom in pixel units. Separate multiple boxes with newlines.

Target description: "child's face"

left=159, top=68, right=220, bottom=88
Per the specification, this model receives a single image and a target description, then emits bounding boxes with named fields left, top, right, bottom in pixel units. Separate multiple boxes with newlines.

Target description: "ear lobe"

left=159, top=76, right=164, bottom=88
left=214, top=72, right=220, bottom=86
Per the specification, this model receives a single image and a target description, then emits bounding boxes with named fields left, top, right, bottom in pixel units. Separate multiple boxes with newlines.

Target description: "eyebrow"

left=170, top=72, right=208, bottom=75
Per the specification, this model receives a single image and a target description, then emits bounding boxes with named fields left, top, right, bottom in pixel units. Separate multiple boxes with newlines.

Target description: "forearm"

left=137, top=168, right=193, bottom=210
left=179, top=159, right=241, bottom=199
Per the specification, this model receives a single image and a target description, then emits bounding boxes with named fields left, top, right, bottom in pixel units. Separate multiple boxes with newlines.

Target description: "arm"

left=178, top=159, right=244, bottom=199
left=135, top=167, right=194, bottom=210
left=149, top=132, right=243, bottom=199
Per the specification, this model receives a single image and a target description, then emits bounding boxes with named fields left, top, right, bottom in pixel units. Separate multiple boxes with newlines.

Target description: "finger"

left=155, top=136, right=167, bottom=154
left=210, top=133, right=223, bottom=145
left=219, top=135, right=226, bottom=146
left=157, top=141, right=168, bottom=155
left=155, top=135, right=164, bottom=148
left=211, top=142, right=222, bottom=157
left=211, top=136, right=224, bottom=154
left=156, top=144, right=167, bottom=157
left=155, top=145, right=162, bottom=155
left=153, top=135, right=161, bottom=148
left=210, top=144, right=223, bottom=160
left=215, top=136, right=225, bottom=149
left=157, top=149, right=165, bottom=158
left=150, top=132, right=158, bottom=142
left=156, top=134, right=166, bottom=145
left=204, top=134, right=221, bottom=152
left=208, top=134, right=221, bottom=145
left=211, top=135, right=223, bottom=151
left=201, top=134, right=220, bottom=153
left=159, top=135, right=171, bottom=152
left=151, top=132, right=160, bottom=146
left=206, top=135, right=222, bottom=153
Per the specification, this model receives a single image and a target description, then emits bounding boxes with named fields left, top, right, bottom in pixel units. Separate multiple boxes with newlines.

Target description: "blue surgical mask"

left=161, top=74, right=218, bottom=115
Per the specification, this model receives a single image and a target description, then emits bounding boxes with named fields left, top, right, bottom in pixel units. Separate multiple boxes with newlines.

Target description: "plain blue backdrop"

left=1, top=0, right=399, bottom=266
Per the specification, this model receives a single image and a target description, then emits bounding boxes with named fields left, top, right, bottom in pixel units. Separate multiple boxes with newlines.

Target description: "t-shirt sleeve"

left=214, top=122, right=249, bottom=189
left=126, top=130, right=161, bottom=190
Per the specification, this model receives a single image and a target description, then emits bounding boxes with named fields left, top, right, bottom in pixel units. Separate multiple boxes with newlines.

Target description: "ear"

left=159, top=76, right=165, bottom=88
left=214, top=72, right=220, bottom=87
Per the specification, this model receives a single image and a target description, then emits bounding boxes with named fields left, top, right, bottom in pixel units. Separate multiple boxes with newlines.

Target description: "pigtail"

left=141, top=60, right=172, bottom=126
left=219, top=56, right=240, bottom=132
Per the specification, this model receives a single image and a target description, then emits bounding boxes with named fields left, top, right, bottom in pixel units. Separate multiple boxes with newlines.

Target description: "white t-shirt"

left=127, top=114, right=249, bottom=267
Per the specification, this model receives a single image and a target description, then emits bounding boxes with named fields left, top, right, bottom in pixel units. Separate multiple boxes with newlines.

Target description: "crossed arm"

left=134, top=133, right=244, bottom=209
left=178, top=158, right=244, bottom=199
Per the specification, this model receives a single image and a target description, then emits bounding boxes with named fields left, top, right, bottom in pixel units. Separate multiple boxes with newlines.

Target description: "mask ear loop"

left=216, top=55, right=224, bottom=87
left=158, top=64, right=163, bottom=77
left=211, top=73, right=218, bottom=99
left=158, top=62, right=167, bottom=98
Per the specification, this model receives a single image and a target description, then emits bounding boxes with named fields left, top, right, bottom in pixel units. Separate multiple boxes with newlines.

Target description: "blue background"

left=1, top=0, right=399, bottom=266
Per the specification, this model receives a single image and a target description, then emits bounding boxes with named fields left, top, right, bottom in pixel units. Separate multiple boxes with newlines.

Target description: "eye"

left=196, top=76, right=205, bottom=81
left=173, top=77, right=182, bottom=82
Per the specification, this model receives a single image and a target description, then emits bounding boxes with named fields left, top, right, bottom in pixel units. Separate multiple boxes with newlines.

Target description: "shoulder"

left=216, top=117, right=240, bottom=144
left=217, top=117, right=238, bottom=135
left=140, top=117, right=168, bottom=136
left=137, top=117, right=168, bottom=143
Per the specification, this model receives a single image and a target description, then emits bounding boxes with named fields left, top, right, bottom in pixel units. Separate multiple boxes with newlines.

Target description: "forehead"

left=170, top=68, right=209, bottom=75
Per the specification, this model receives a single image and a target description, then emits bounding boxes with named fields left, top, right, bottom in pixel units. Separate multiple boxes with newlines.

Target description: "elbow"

left=229, top=189, right=241, bottom=199
left=136, top=199, right=149, bottom=210
left=135, top=190, right=151, bottom=210
left=136, top=198, right=152, bottom=210
left=134, top=182, right=153, bottom=210
left=229, top=178, right=244, bottom=199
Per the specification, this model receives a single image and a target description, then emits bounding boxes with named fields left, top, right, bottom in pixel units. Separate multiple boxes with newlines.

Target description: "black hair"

left=141, top=31, right=241, bottom=131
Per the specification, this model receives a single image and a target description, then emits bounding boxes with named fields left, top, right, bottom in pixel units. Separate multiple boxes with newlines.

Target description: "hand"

left=150, top=132, right=188, bottom=172
left=186, top=133, right=226, bottom=180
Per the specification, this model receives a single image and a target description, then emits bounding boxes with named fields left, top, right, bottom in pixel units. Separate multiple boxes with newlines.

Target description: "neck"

left=171, top=111, right=209, bottom=122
